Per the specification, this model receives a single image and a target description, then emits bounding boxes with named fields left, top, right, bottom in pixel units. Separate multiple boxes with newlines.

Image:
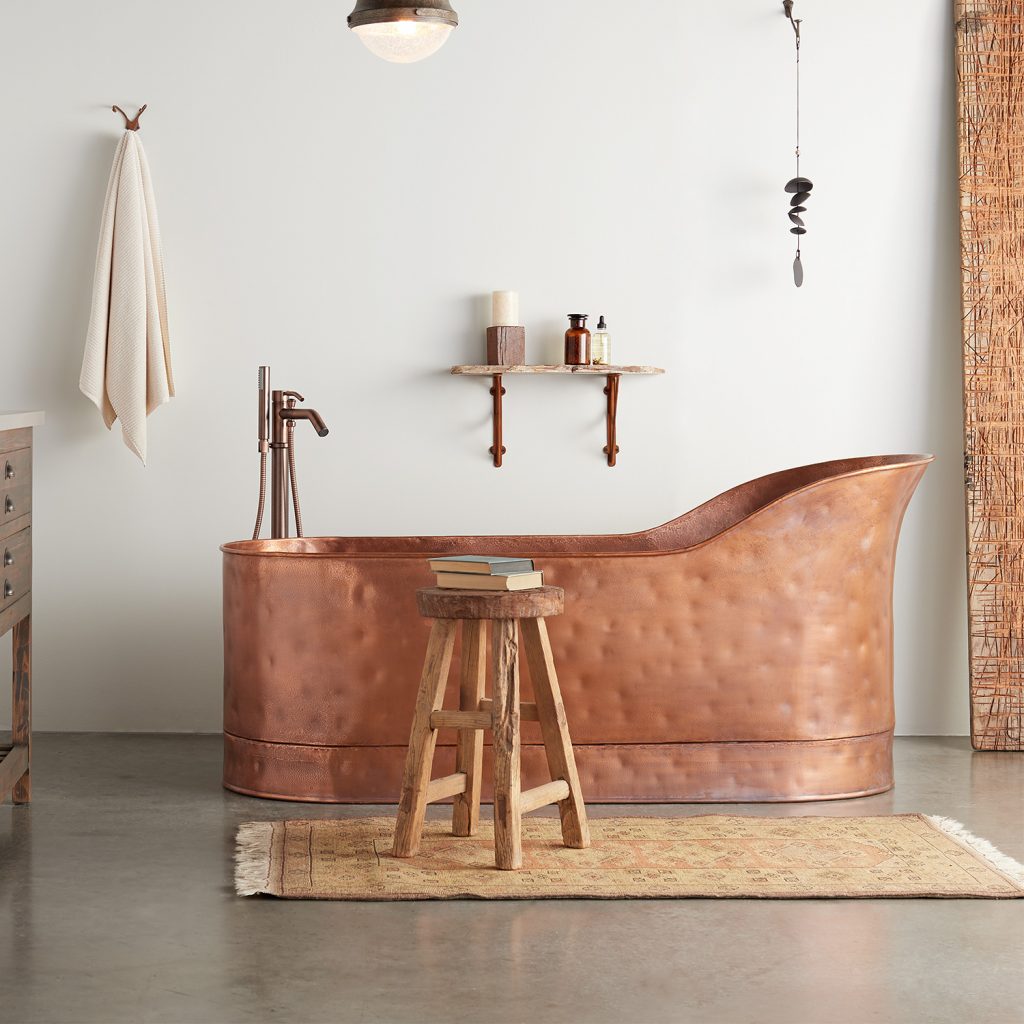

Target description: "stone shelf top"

left=451, top=365, right=664, bottom=376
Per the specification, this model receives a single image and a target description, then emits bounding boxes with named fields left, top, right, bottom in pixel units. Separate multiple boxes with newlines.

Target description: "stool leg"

left=393, top=619, right=457, bottom=858
left=453, top=619, right=487, bottom=837
left=520, top=617, right=590, bottom=850
left=491, top=618, right=522, bottom=870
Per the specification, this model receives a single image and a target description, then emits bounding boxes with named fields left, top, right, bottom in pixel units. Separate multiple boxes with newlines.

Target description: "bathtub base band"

left=222, top=730, right=894, bottom=804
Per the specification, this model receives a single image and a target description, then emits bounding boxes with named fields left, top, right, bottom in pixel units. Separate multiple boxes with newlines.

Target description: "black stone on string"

left=786, top=178, right=812, bottom=231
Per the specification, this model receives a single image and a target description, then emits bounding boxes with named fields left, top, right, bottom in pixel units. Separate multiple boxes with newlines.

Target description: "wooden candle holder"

left=486, top=326, right=526, bottom=366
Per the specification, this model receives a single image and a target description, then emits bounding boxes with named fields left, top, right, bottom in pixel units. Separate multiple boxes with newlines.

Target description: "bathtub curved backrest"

left=222, top=454, right=934, bottom=558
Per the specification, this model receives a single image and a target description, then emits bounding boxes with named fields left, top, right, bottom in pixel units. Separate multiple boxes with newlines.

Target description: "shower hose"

left=251, top=421, right=304, bottom=540
left=251, top=450, right=267, bottom=540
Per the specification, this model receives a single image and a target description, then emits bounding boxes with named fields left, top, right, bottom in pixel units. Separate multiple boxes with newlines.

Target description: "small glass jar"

left=565, top=314, right=591, bottom=365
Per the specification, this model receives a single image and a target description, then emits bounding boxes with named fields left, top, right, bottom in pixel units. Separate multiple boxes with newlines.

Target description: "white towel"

left=80, top=130, right=174, bottom=465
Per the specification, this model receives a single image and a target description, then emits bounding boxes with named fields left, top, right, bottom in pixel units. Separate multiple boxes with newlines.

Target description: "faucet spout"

left=280, top=407, right=329, bottom=437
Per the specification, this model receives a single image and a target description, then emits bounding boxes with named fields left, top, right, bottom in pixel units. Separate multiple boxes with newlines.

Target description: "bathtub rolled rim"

left=221, top=452, right=935, bottom=560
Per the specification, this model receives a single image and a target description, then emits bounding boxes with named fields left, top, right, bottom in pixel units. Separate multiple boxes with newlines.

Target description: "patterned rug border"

left=235, top=814, right=1024, bottom=901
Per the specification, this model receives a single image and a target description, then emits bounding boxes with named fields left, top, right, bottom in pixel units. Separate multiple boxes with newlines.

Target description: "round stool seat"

left=416, top=586, right=564, bottom=621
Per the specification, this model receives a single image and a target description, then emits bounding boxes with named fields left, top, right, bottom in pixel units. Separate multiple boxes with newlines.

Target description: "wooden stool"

left=392, top=586, right=590, bottom=870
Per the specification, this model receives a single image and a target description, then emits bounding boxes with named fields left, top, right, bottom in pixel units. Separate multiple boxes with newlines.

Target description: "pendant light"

left=348, top=1, right=459, bottom=63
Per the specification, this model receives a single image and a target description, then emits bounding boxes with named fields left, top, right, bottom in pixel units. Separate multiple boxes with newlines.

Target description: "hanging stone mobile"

left=783, top=0, right=809, bottom=287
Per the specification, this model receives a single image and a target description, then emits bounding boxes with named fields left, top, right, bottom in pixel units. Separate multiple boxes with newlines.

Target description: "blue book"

left=428, top=554, right=535, bottom=576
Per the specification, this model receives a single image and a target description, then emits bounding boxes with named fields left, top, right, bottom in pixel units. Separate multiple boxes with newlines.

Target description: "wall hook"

left=112, top=104, right=147, bottom=131
left=783, top=0, right=800, bottom=43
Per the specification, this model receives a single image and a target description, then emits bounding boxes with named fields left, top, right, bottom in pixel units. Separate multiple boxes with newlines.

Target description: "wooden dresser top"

left=0, top=412, right=44, bottom=432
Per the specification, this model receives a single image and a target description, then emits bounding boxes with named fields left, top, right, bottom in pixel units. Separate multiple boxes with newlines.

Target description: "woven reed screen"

left=957, top=0, right=1024, bottom=749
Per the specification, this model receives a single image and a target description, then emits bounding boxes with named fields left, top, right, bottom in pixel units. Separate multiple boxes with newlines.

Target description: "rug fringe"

left=235, top=821, right=274, bottom=896
left=926, top=815, right=1024, bottom=887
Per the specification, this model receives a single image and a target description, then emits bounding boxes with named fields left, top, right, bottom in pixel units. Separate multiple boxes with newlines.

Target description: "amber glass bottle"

left=565, top=314, right=591, bottom=365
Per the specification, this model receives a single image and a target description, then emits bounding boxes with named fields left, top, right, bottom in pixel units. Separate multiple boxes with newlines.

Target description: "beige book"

left=435, top=571, right=544, bottom=592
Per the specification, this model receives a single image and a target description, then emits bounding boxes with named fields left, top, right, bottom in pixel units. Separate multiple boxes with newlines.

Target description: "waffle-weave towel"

left=80, top=130, right=173, bottom=464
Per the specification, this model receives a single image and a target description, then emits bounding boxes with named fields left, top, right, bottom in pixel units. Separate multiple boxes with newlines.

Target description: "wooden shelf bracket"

left=452, top=364, right=664, bottom=469
left=603, top=373, right=621, bottom=467
left=489, top=374, right=506, bottom=468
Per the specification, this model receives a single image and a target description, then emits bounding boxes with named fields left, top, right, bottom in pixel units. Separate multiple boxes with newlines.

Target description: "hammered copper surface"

left=222, top=455, right=931, bottom=802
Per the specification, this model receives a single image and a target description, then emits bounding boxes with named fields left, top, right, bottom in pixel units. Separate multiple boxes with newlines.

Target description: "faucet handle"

left=282, top=390, right=306, bottom=403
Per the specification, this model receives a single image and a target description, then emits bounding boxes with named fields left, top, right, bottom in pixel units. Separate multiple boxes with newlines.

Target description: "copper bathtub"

left=222, top=454, right=931, bottom=803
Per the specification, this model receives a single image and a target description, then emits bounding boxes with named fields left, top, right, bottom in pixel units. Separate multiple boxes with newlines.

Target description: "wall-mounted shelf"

left=451, top=365, right=666, bottom=468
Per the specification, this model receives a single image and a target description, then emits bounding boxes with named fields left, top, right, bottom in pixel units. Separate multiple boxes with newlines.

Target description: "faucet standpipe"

left=251, top=369, right=330, bottom=541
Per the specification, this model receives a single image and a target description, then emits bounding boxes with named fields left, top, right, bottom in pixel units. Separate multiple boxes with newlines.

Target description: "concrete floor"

left=0, top=736, right=1022, bottom=1024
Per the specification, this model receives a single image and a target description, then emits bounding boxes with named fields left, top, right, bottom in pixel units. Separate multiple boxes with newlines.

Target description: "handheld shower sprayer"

left=250, top=366, right=330, bottom=541
left=258, top=366, right=271, bottom=451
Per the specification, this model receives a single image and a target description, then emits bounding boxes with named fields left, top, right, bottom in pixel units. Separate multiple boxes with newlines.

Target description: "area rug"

left=235, top=814, right=1024, bottom=900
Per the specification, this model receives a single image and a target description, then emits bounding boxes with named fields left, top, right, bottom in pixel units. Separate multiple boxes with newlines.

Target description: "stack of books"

left=428, top=555, right=543, bottom=591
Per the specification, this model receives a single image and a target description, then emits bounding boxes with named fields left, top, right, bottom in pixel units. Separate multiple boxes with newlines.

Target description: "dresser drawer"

left=1, top=527, right=30, bottom=612
left=1, top=447, right=31, bottom=524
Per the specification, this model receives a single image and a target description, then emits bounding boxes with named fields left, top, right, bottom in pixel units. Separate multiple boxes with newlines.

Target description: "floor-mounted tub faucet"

left=252, top=366, right=330, bottom=540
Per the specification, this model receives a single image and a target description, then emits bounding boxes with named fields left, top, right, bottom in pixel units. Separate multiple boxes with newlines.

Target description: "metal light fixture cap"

left=348, top=0, right=459, bottom=29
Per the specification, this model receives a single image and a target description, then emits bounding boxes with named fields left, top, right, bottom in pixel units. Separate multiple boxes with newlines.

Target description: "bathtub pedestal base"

left=223, top=730, right=894, bottom=804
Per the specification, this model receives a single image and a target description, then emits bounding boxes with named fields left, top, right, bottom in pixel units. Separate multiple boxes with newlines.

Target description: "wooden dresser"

left=0, top=412, right=42, bottom=804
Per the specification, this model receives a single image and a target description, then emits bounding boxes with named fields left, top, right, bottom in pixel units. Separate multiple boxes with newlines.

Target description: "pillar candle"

left=491, top=291, right=520, bottom=327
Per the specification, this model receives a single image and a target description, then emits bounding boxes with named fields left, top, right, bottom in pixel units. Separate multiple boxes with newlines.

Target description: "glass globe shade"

left=352, top=19, right=454, bottom=63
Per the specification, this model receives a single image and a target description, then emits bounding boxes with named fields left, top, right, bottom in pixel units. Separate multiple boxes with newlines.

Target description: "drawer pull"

left=3, top=549, right=11, bottom=567
left=3, top=461, right=12, bottom=480
left=3, top=580, right=12, bottom=600
left=4, top=497, right=13, bottom=515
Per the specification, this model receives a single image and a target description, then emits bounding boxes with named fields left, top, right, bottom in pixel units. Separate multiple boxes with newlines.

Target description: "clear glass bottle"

left=592, top=316, right=611, bottom=366
left=564, top=314, right=591, bottom=365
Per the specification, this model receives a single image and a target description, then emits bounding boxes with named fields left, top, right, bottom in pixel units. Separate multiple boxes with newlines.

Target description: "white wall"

left=0, top=0, right=967, bottom=734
